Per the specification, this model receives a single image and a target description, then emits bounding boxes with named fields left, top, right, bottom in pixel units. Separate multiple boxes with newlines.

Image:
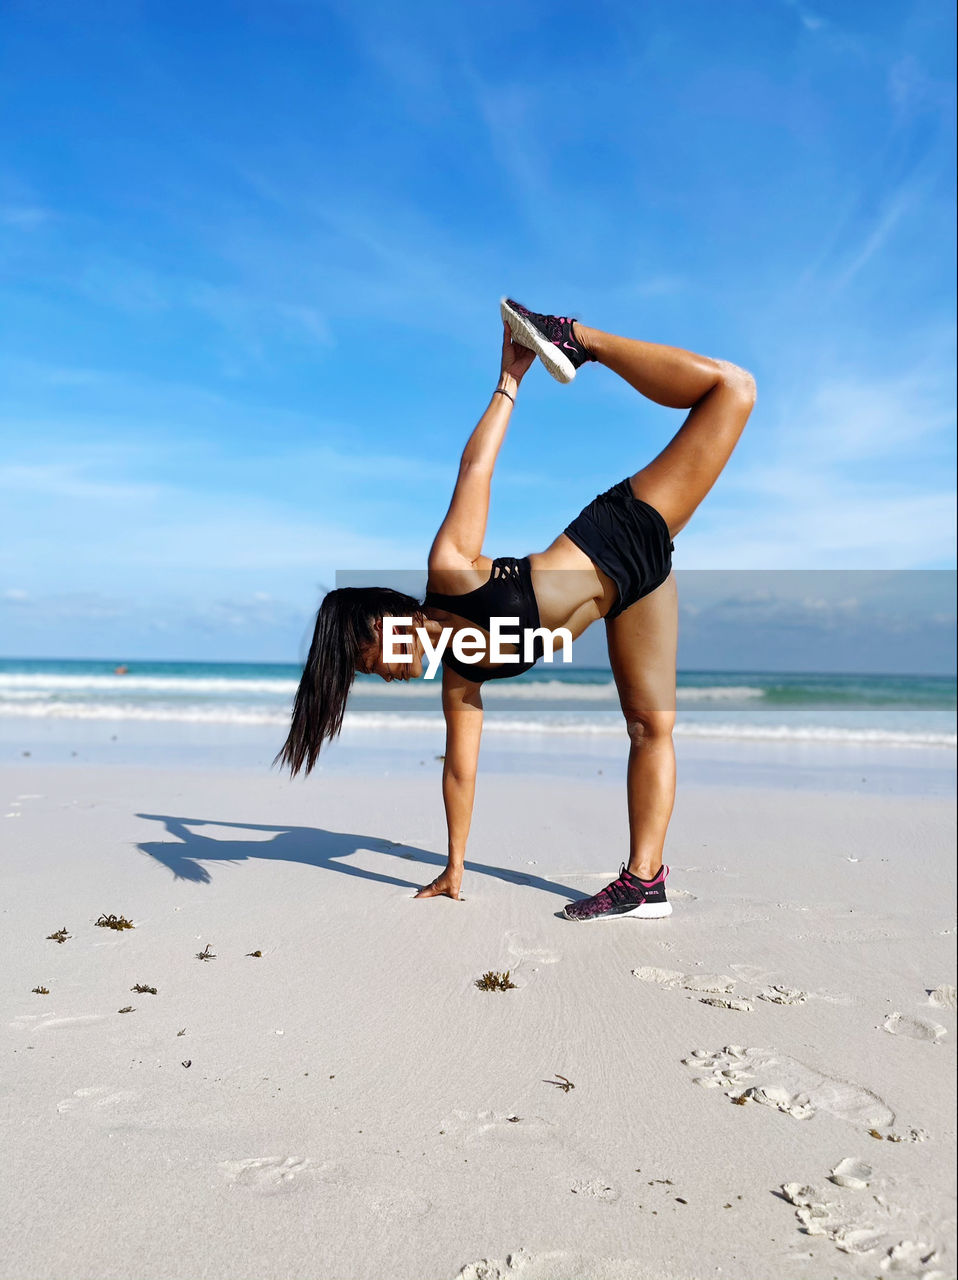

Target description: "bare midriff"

left=423, top=536, right=618, bottom=671
left=529, top=533, right=618, bottom=636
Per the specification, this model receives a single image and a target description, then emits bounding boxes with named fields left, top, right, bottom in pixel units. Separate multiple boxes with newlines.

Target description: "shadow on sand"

left=135, top=814, right=584, bottom=900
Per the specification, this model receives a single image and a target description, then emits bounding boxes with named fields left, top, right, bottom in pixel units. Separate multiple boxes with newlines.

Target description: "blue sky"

left=1, top=0, right=955, bottom=664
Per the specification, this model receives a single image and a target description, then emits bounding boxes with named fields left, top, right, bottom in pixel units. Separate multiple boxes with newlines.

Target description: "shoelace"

left=604, top=872, right=637, bottom=905
left=582, top=868, right=638, bottom=912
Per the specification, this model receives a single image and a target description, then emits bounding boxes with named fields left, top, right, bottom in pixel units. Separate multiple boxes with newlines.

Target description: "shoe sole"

left=500, top=298, right=577, bottom=384
left=562, top=902, right=673, bottom=922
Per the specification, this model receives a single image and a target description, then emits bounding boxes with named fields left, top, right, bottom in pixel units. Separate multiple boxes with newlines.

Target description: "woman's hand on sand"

left=499, top=320, right=535, bottom=386
left=414, top=866, right=463, bottom=900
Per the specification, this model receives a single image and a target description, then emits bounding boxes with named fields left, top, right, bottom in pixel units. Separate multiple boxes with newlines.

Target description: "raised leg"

left=574, top=324, right=756, bottom=536
left=604, top=573, right=678, bottom=880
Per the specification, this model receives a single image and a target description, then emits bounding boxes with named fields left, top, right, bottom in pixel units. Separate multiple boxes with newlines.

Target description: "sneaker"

left=500, top=297, right=596, bottom=384
left=562, top=864, right=672, bottom=922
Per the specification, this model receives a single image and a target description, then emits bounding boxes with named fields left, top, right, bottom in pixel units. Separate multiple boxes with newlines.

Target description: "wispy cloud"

left=888, top=55, right=956, bottom=117
left=783, top=364, right=954, bottom=464
left=68, top=257, right=335, bottom=362
left=677, top=349, right=956, bottom=570
left=776, top=0, right=867, bottom=56
left=683, top=482, right=955, bottom=570
left=0, top=461, right=165, bottom=504
left=0, top=442, right=433, bottom=594
left=790, top=162, right=941, bottom=303
left=831, top=179, right=927, bottom=291
left=1, top=0, right=953, bottom=659
left=779, top=0, right=827, bottom=33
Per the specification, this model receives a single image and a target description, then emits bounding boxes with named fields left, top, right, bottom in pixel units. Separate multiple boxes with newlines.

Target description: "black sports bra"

left=424, top=556, right=545, bottom=682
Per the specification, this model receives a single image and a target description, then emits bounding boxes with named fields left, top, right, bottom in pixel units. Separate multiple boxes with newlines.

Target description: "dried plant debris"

left=868, top=1126, right=928, bottom=1144
left=46, top=927, right=71, bottom=944
left=177, top=1028, right=186, bottom=1037
left=118, top=1006, right=135, bottom=1014
left=131, top=984, right=157, bottom=994
left=96, top=913, right=134, bottom=931
left=196, top=944, right=216, bottom=961
left=32, top=985, right=50, bottom=995
left=545, top=1074, right=575, bottom=1093
left=475, top=970, right=516, bottom=992
left=246, top=950, right=262, bottom=958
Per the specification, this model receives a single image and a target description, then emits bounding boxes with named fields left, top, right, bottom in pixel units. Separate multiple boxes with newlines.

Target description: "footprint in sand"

left=758, top=985, right=808, bottom=1005
left=780, top=1179, right=947, bottom=1274
left=782, top=1185, right=883, bottom=1255
left=882, top=1012, right=947, bottom=1043
left=632, top=966, right=754, bottom=1009
left=57, top=1086, right=139, bottom=1114
left=442, top=1111, right=619, bottom=1208
left=632, top=965, right=736, bottom=993
left=683, top=1045, right=896, bottom=1128
left=927, top=985, right=956, bottom=1010
left=632, top=966, right=810, bottom=1011
left=884, top=1239, right=946, bottom=1275
left=444, top=1110, right=559, bottom=1147
left=699, top=995, right=753, bottom=1012
left=218, top=1156, right=315, bottom=1194
left=505, top=932, right=560, bottom=966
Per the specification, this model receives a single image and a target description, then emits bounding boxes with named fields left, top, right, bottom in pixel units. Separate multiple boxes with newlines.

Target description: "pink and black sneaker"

left=562, top=864, right=672, bottom=922
left=500, top=297, right=596, bottom=384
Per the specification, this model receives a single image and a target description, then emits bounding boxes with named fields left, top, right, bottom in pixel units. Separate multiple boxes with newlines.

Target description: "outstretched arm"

left=428, top=322, right=535, bottom=570
left=414, top=666, right=484, bottom=900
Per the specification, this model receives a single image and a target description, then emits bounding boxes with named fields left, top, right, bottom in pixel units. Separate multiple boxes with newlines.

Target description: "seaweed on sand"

left=95, top=913, right=134, bottom=931
left=475, top=970, right=516, bottom=992
left=544, top=1074, right=575, bottom=1093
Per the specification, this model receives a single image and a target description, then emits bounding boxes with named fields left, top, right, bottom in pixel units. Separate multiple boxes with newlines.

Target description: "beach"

left=1, top=715, right=955, bottom=1280
left=1, top=668, right=955, bottom=1280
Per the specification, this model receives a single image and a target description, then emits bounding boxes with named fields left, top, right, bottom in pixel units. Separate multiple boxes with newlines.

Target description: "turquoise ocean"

left=0, top=659, right=953, bottom=748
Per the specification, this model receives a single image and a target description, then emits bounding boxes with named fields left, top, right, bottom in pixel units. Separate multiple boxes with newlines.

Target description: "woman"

left=277, top=299, right=756, bottom=920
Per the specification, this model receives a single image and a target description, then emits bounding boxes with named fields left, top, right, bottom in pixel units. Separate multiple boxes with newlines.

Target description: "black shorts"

left=563, top=478, right=674, bottom=620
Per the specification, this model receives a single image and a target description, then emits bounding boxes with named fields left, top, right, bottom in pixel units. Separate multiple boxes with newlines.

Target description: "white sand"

left=1, top=759, right=955, bottom=1280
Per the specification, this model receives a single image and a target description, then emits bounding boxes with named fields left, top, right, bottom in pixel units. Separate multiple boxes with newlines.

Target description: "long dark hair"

left=274, top=586, right=423, bottom=777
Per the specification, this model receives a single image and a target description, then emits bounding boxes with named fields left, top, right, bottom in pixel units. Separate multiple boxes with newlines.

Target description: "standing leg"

left=574, top=324, right=756, bottom=535
left=560, top=573, right=678, bottom=923
left=604, top=574, right=678, bottom=880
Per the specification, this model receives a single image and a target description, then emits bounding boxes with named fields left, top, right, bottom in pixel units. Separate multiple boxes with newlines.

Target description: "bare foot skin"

left=414, top=869, right=462, bottom=900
